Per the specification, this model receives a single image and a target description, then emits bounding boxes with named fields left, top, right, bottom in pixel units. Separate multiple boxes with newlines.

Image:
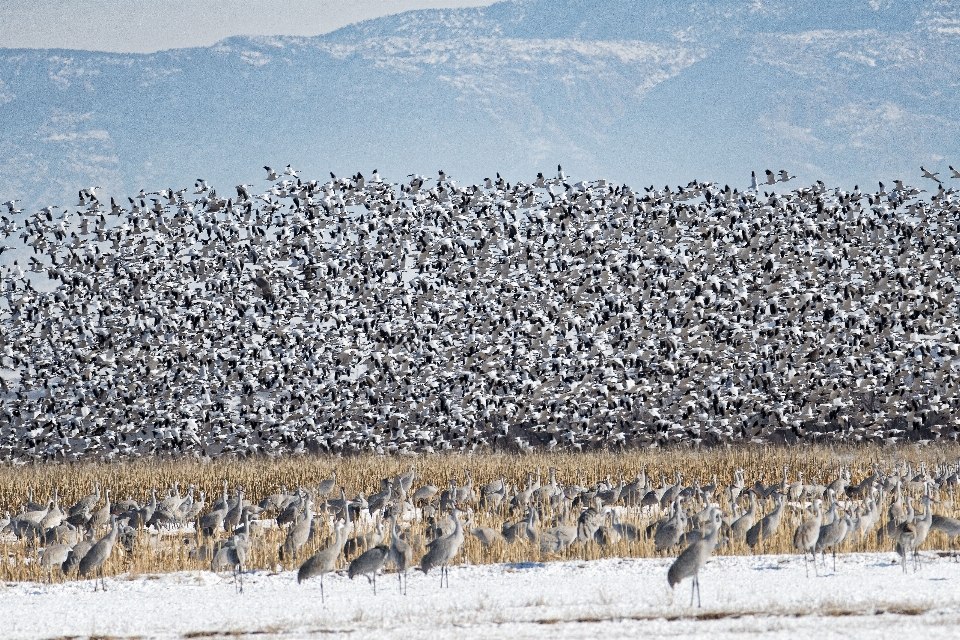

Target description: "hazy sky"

left=0, top=1, right=496, bottom=53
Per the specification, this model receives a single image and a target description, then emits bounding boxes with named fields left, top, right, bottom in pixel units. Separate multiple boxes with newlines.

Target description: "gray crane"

left=895, top=495, right=931, bottom=572
left=79, top=515, right=119, bottom=591
left=280, top=497, right=313, bottom=562
left=412, top=482, right=438, bottom=505
left=389, top=515, right=412, bottom=594
left=40, top=543, right=73, bottom=583
left=317, top=471, right=337, bottom=498
left=199, top=483, right=231, bottom=536
left=654, top=499, right=687, bottom=552
left=61, top=529, right=94, bottom=576
left=729, top=491, right=757, bottom=543
left=298, top=519, right=348, bottom=602
left=88, top=489, right=112, bottom=531
left=793, top=499, right=823, bottom=577
left=223, top=488, right=246, bottom=531
left=396, top=464, right=417, bottom=494
left=896, top=520, right=918, bottom=573
left=67, top=482, right=100, bottom=525
left=911, top=495, right=934, bottom=556
left=420, top=508, right=464, bottom=588
left=815, top=497, right=848, bottom=571
left=348, top=544, right=390, bottom=594
left=211, top=514, right=250, bottom=593
left=746, top=493, right=785, bottom=550
left=667, top=509, right=721, bottom=607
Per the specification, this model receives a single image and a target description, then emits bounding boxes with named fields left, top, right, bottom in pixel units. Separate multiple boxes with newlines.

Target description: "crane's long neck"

left=706, top=516, right=722, bottom=548
left=452, top=510, right=462, bottom=539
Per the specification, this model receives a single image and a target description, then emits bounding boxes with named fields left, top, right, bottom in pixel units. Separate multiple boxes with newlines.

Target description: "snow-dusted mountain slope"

left=0, top=0, right=958, bottom=211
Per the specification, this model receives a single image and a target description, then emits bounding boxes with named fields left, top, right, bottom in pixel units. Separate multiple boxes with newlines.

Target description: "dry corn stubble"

left=2, top=444, right=960, bottom=583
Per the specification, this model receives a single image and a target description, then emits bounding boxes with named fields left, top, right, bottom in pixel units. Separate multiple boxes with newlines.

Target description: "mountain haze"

left=1, top=0, right=958, bottom=211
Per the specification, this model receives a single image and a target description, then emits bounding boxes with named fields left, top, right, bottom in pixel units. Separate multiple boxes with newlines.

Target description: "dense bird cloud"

left=0, top=165, right=958, bottom=462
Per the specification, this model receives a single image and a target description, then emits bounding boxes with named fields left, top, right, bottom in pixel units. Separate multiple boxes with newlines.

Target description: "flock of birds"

left=4, top=461, right=960, bottom=604
left=1, top=164, right=960, bottom=459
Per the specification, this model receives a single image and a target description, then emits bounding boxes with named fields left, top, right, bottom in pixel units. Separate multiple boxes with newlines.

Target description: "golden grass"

left=2, top=443, right=959, bottom=583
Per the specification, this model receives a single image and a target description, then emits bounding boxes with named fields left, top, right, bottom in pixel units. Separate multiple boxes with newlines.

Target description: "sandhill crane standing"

left=39, top=489, right=64, bottom=531
left=794, top=499, right=823, bottom=577
left=897, top=495, right=932, bottom=572
left=397, top=465, right=417, bottom=494
left=389, top=516, right=412, bottom=594
left=61, top=529, right=94, bottom=576
left=420, top=508, right=465, bottom=587
left=930, top=512, right=960, bottom=560
left=348, top=545, right=390, bottom=594
left=412, top=482, right=438, bottom=505
left=896, top=520, right=918, bottom=574
left=729, top=491, right=757, bottom=543
left=667, top=509, right=722, bottom=607
left=223, top=488, right=246, bottom=531
left=654, top=499, right=687, bottom=552
left=746, top=494, right=785, bottom=550
left=317, top=471, right=337, bottom=498
left=298, top=519, right=348, bottom=602
left=88, top=489, right=112, bottom=531
left=40, top=543, right=73, bottom=583
left=79, top=515, right=119, bottom=591
left=68, top=482, right=101, bottom=520
left=280, top=497, right=313, bottom=562
left=199, top=483, right=230, bottom=535
left=815, top=496, right=848, bottom=571
left=211, top=514, right=250, bottom=593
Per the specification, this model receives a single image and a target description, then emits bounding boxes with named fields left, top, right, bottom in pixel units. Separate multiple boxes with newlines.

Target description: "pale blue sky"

left=0, top=1, right=495, bottom=52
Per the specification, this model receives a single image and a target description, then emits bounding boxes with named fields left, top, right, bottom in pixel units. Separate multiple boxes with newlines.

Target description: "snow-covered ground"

left=4, top=552, right=960, bottom=639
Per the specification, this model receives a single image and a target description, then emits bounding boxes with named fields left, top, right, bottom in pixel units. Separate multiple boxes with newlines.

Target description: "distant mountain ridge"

left=0, top=0, right=958, bottom=211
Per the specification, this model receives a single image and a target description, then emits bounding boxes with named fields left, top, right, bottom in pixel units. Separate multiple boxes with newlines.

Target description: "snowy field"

left=3, top=552, right=960, bottom=639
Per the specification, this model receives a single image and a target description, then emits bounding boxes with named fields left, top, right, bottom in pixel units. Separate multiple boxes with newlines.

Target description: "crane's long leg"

left=690, top=578, right=695, bottom=607
left=373, top=572, right=377, bottom=595
left=812, top=550, right=819, bottom=577
left=320, top=574, right=325, bottom=603
left=803, top=552, right=809, bottom=578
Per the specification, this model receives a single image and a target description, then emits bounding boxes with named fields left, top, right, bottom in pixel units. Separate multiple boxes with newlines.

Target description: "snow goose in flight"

left=949, top=165, right=960, bottom=179
left=920, top=166, right=941, bottom=183
left=3, top=199, right=21, bottom=215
